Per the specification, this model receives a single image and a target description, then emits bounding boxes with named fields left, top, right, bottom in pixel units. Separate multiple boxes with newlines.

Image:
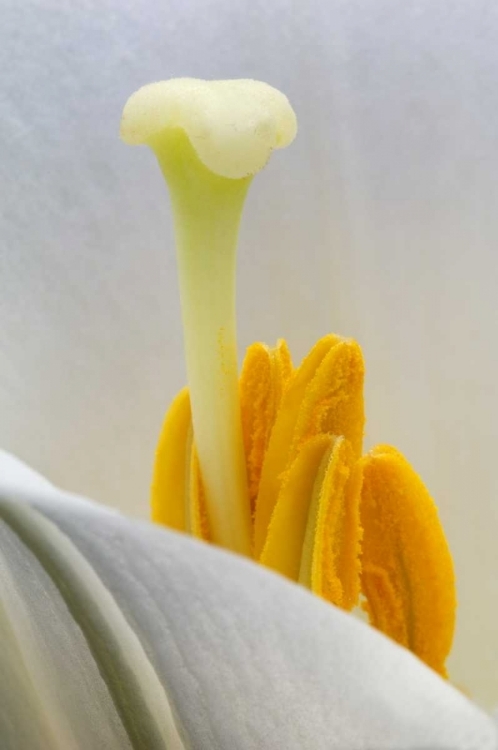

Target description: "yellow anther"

left=253, top=335, right=364, bottom=557
left=260, top=434, right=333, bottom=580
left=261, top=434, right=362, bottom=611
left=299, top=437, right=363, bottom=611
left=189, top=447, right=211, bottom=541
left=240, top=340, right=293, bottom=516
left=151, top=387, right=191, bottom=532
left=359, top=445, right=456, bottom=677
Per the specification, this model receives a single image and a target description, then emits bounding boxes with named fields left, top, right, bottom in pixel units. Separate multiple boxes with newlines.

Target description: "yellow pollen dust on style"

left=152, top=334, right=456, bottom=678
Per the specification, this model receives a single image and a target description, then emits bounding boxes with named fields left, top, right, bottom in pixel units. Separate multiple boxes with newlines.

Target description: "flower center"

left=121, top=78, right=456, bottom=677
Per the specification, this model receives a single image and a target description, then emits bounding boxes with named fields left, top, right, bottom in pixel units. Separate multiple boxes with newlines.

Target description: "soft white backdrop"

left=1, top=0, right=497, bottom=708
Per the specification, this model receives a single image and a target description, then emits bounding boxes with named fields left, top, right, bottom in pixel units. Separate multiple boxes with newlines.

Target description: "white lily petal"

left=0, top=518, right=134, bottom=750
left=0, top=450, right=496, bottom=750
left=0, top=454, right=186, bottom=749
left=0, top=451, right=54, bottom=493
left=0, top=501, right=187, bottom=750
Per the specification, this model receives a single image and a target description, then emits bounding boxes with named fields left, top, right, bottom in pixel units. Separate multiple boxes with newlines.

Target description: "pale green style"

left=120, top=79, right=297, bottom=554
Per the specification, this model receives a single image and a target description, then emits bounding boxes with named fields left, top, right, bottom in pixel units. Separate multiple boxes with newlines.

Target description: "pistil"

left=120, top=79, right=297, bottom=554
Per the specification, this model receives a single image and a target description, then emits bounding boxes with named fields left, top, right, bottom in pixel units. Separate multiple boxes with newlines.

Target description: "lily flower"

left=1, top=62, right=497, bottom=750
left=4, top=1, right=498, bottom=713
left=121, top=79, right=455, bottom=678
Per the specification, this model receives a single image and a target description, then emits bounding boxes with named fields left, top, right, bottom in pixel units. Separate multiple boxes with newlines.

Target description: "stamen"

left=254, top=335, right=364, bottom=557
left=359, top=445, right=456, bottom=677
left=299, top=437, right=363, bottom=611
left=260, top=434, right=333, bottom=580
left=240, top=340, right=293, bottom=516
left=189, top=448, right=211, bottom=541
left=151, top=388, right=191, bottom=532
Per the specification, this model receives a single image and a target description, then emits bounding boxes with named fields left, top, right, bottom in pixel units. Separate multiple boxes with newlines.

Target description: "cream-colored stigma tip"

left=120, top=78, right=297, bottom=180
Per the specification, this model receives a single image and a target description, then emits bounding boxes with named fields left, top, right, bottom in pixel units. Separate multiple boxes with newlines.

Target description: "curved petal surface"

left=0, top=451, right=496, bottom=750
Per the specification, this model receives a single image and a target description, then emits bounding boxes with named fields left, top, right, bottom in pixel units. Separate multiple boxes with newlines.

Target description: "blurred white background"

left=1, top=0, right=497, bottom=707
